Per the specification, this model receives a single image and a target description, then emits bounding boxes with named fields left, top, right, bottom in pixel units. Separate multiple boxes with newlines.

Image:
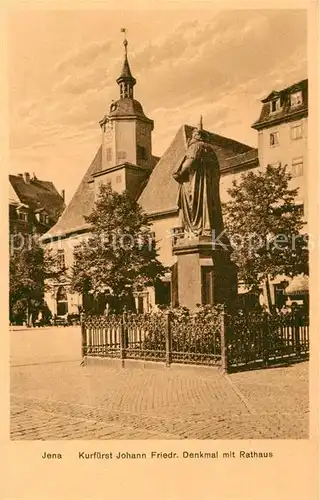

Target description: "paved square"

left=10, top=327, right=309, bottom=440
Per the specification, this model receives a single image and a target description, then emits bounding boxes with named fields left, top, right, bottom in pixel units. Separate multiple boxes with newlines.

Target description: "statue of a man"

left=173, top=127, right=224, bottom=237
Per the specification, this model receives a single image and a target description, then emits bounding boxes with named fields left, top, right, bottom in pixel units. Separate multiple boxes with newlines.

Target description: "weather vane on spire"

left=120, top=28, right=128, bottom=53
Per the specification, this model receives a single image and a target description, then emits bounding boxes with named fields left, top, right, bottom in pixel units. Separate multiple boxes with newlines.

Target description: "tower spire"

left=198, top=115, right=203, bottom=130
left=117, top=28, right=136, bottom=99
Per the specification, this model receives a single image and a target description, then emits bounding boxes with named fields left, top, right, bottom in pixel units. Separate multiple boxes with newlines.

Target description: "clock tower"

left=96, top=32, right=154, bottom=198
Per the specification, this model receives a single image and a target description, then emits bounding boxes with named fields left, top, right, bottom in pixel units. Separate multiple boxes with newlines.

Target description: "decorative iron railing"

left=81, top=308, right=225, bottom=367
left=81, top=308, right=309, bottom=372
left=226, top=311, right=309, bottom=369
left=170, top=309, right=223, bottom=366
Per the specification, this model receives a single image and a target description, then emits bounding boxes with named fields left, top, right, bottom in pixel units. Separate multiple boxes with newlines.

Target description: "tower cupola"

left=116, top=29, right=136, bottom=99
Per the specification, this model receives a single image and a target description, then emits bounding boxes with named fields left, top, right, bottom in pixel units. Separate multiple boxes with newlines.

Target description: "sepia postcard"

left=1, top=1, right=319, bottom=499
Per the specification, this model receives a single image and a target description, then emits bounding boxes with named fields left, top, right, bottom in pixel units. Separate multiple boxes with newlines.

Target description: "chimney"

left=61, top=189, right=65, bottom=201
left=23, top=172, right=30, bottom=184
left=32, top=172, right=38, bottom=181
left=18, top=173, right=23, bottom=178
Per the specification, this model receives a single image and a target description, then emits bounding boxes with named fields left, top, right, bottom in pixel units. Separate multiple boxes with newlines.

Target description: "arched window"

left=56, top=286, right=68, bottom=316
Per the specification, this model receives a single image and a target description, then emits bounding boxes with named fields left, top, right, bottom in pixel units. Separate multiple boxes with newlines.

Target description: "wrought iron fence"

left=125, top=313, right=167, bottom=361
left=170, top=309, right=223, bottom=366
left=81, top=308, right=309, bottom=372
left=81, top=308, right=224, bottom=367
left=83, top=315, right=122, bottom=358
left=226, top=310, right=309, bottom=370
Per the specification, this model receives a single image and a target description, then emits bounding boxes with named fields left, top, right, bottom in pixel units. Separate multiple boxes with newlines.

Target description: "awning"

left=284, top=274, right=309, bottom=295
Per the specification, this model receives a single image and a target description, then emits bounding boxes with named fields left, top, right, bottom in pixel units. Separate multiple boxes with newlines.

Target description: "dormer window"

left=37, top=212, right=49, bottom=224
left=270, top=98, right=281, bottom=114
left=18, top=211, right=28, bottom=222
left=290, top=91, right=303, bottom=107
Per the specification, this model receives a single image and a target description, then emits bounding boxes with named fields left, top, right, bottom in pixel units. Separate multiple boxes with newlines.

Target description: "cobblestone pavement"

left=10, top=327, right=309, bottom=440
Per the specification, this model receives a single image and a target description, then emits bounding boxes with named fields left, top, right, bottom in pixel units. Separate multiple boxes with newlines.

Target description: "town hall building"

left=41, top=36, right=308, bottom=317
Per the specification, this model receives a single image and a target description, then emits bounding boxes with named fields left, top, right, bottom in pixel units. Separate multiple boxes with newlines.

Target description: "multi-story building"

left=252, top=79, right=308, bottom=217
left=251, top=79, right=308, bottom=306
left=40, top=37, right=307, bottom=316
left=9, top=172, right=65, bottom=239
left=40, top=38, right=259, bottom=316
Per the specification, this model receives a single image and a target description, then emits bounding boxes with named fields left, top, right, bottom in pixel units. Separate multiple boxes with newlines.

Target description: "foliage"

left=10, top=238, right=64, bottom=324
left=70, top=183, right=166, bottom=312
left=141, top=304, right=224, bottom=360
left=222, top=164, right=309, bottom=306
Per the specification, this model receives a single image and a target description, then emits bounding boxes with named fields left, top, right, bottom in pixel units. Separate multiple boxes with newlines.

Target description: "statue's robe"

left=174, top=138, right=224, bottom=237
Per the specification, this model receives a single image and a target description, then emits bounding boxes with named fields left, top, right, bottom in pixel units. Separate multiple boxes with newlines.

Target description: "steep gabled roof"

left=41, top=125, right=257, bottom=240
left=41, top=146, right=102, bottom=240
left=138, top=124, right=255, bottom=216
left=9, top=174, right=65, bottom=220
left=9, top=179, right=20, bottom=205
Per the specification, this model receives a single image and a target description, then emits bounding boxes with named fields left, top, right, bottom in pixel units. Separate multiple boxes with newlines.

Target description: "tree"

left=222, top=164, right=308, bottom=311
left=10, top=238, right=64, bottom=325
left=70, top=183, right=166, bottom=313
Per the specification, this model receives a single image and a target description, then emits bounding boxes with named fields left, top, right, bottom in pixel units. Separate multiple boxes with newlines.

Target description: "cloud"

left=9, top=9, right=308, bottom=201
left=54, top=39, right=113, bottom=73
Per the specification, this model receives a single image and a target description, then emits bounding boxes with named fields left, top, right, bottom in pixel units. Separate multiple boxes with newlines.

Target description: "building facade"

left=40, top=38, right=307, bottom=316
left=9, top=172, right=65, bottom=239
left=252, top=79, right=308, bottom=217
left=251, top=79, right=308, bottom=306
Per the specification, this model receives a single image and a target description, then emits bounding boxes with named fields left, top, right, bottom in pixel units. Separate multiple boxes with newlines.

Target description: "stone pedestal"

left=172, top=235, right=237, bottom=310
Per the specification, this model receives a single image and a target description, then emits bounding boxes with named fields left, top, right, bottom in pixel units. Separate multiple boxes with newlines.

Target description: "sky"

left=8, top=9, right=307, bottom=202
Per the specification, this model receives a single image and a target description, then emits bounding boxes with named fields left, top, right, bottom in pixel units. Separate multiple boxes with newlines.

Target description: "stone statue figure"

left=172, top=126, right=224, bottom=238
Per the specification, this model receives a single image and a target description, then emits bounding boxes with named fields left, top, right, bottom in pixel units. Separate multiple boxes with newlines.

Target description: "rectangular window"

left=290, top=91, right=303, bottom=107
left=106, top=148, right=112, bottom=162
left=270, top=131, right=279, bottom=147
left=295, top=203, right=304, bottom=216
left=171, top=262, right=179, bottom=307
left=291, top=123, right=302, bottom=140
left=117, top=151, right=126, bottom=160
left=40, top=213, right=49, bottom=224
left=137, top=295, right=144, bottom=314
left=18, top=211, right=28, bottom=221
left=291, top=157, right=303, bottom=177
left=270, top=99, right=281, bottom=113
left=116, top=175, right=122, bottom=183
left=137, top=145, right=147, bottom=160
left=57, top=249, right=65, bottom=270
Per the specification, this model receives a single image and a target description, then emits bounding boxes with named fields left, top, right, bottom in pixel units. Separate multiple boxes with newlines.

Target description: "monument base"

left=172, top=236, right=237, bottom=310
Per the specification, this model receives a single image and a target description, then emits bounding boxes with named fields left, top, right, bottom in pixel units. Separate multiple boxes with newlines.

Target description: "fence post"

left=120, top=312, right=127, bottom=366
left=165, top=311, right=172, bottom=367
left=293, top=311, right=301, bottom=357
left=262, top=313, right=269, bottom=367
left=220, top=306, right=228, bottom=372
left=80, top=313, right=86, bottom=364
